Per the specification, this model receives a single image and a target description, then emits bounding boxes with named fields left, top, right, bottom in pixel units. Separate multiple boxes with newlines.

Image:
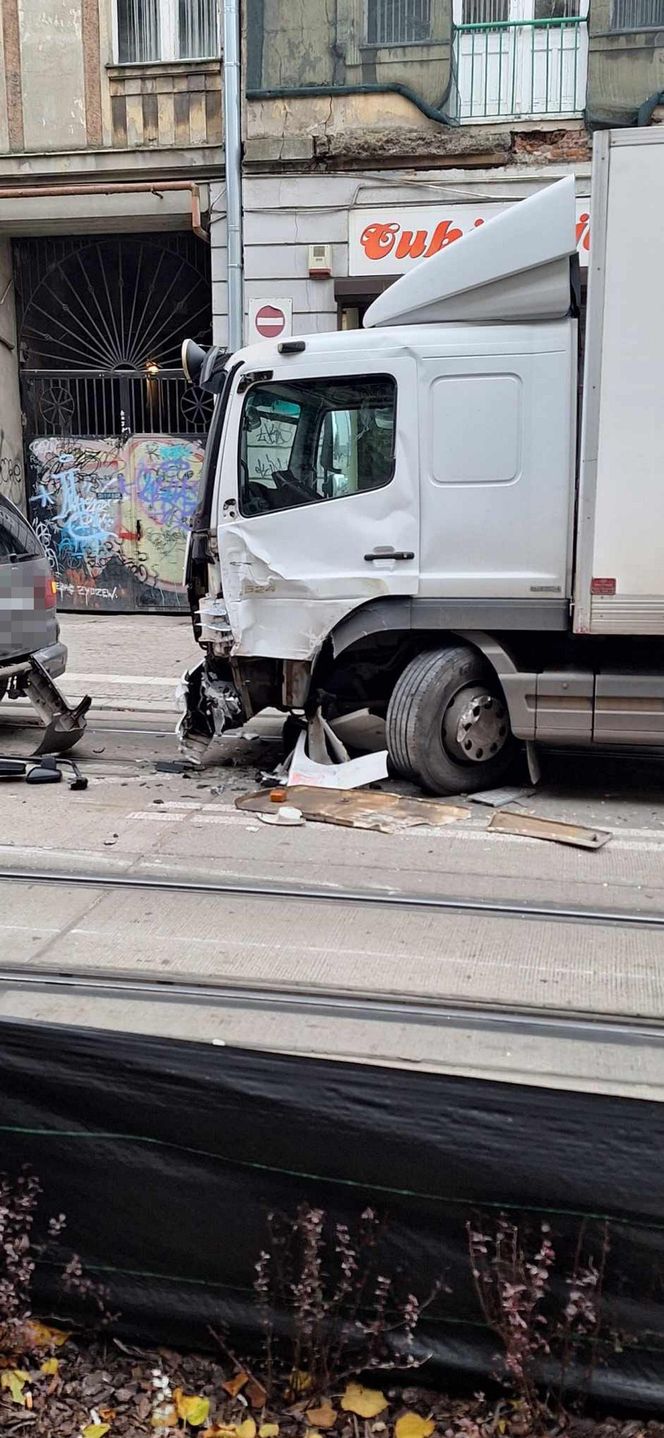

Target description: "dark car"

left=0, top=492, right=67, bottom=702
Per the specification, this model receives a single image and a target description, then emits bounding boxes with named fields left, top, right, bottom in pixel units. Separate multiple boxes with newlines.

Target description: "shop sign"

left=348, top=200, right=591, bottom=275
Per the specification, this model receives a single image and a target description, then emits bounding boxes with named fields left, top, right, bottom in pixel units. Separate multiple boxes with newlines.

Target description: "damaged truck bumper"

left=176, top=659, right=246, bottom=767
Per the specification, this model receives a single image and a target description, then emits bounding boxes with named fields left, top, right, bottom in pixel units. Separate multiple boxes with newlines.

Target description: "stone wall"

left=108, top=61, right=222, bottom=150
left=588, top=0, right=664, bottom=124
left=246, top=0, right=452, bottom=113
left=0, top=0, right=222, bottom=160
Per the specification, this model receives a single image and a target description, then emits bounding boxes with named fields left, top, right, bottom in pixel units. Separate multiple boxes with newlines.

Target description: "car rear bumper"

left=32, top=640, right=67, bottom=680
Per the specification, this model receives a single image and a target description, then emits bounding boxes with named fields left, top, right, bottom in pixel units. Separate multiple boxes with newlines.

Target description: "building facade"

left=0, top=0, right=662, bottom=610
left=215, top=0, right=664, bottom=347
left=0, top=0, right=223, bottom=610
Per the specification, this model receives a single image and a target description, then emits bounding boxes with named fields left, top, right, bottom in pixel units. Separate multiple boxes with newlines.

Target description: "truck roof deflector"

left=363, top=176, right=577, bottom=328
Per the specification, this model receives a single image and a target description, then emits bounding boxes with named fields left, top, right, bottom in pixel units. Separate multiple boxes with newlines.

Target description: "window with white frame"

left=117, top=0, right=219, bottom=63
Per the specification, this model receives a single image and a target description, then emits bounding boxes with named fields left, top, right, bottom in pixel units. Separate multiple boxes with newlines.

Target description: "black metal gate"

left=14, top=232, right=213, bottom=613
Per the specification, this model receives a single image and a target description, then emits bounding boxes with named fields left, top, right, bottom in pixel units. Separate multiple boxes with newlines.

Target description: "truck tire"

left=386, top=645, right=516, bottom=795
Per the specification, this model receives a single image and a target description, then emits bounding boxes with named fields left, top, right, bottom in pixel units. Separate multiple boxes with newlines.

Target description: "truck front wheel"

left=386, top=645, right=517, bottom=795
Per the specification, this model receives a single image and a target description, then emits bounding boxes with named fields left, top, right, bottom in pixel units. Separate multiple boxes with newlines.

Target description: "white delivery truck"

left=179, top=127, right=664, bottom=793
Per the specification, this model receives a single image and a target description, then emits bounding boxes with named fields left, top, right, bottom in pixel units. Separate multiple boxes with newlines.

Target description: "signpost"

left=247, top=297, right=294, bottom=344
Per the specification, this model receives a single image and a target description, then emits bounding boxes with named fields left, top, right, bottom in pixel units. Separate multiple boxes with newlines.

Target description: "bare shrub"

left=251, top=1202, right=441, bottom=1398
left=468, top=1214, right=611, bottom=1423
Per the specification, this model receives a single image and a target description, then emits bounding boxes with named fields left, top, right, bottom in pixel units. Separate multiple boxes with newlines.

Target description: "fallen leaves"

left=223, top=1372, right=249, bottom=1399
left=287, top=1371, right=312, bottom=1398
left=259, top=1425, right=280, bottom=1437
left=204, top=1417, right=258, bottom=1438
left=1, top=1369, right=30, bottom=1406
left=174, top=1387, right=212, bottom=1426
left=394, top=1415, right=436, bottom=1438
left=24, top=1318, right=70, bottom=1350
left=341, top=1384, right=389, bottom=1419
left=41, top=1357, right=60, bottom=1376
left=82, top=1425, right=111, bottom=1438
left=304, top=1400, right=337, bottom=1429
left=246, top=1378, right=269, bottom=1408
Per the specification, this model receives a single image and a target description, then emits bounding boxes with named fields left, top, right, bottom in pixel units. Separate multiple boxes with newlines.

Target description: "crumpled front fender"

left=176, top=659, right=246, bottom=766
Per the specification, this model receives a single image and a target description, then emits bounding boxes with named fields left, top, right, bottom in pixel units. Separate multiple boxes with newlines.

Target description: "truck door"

left=418, top=328, right=575, bottom=602
left=215, top=357, right=419, bottom=660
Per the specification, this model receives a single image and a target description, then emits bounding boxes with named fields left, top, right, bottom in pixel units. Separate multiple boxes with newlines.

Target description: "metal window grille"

left=535, top=0, right=580, bottom=16
left=117, top=0, right=218, bottom=62
left=15, top=234, right=213, bottom=440
left=366, top=0, right=433, bottom=45
left=462, top=0, right=509, bottom=23
left=611, top=0, right=664, bottom=26
left=21, top=372, right=213, bottom=440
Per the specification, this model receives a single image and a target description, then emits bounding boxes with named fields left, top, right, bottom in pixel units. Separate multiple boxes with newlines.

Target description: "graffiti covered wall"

left=28, top=434, right=204, bottom=612
left=0, top=431, right=24, bottom=511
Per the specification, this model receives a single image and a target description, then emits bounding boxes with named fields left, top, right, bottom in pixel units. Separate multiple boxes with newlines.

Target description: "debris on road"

left=471, top=785, right=537, bottom=809
left=286, top=730, right=388, bottom=788
left=258, top=804, right=305, bottom=827
left=237, top=786, right=469, bottom=834
left=0, top=752, right=88, bottom=791
left=259, top=761, right=291, bottom=789
left=488, top=809, right=611, bottom=850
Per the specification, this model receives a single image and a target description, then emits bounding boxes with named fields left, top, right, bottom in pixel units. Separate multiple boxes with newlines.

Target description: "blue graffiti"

left=52, top=462, right=113, bottom=558
left=134, top=443, right=199, bottom=530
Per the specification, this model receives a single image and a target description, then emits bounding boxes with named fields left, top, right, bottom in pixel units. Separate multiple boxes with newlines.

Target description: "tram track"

left=0, top=863, right=662, bottom=930
left=0, top=957, right=662, bottom=1048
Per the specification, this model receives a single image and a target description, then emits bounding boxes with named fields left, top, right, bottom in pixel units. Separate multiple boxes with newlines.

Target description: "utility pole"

left=222, top=0, right=243, bottom=352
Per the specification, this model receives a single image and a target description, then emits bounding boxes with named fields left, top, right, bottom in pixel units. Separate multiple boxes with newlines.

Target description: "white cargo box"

left=575, top=128, right=664, bottom=635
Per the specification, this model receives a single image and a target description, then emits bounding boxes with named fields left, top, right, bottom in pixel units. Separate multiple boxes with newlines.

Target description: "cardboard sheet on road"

left=236, top=786, right=470, bottom=833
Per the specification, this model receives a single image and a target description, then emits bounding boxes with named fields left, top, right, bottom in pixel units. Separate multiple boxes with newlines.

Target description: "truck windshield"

left=238, top=374, right=396, bottom=517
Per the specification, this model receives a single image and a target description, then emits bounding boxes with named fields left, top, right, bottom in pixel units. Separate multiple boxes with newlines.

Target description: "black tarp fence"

left=0, top=1018, right=663, bottom=1409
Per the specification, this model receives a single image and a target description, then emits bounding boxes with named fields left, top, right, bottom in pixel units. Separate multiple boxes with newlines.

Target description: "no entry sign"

left=255, top=304, right=285, bottom=338
left=247, top=296, right=293, bottom=345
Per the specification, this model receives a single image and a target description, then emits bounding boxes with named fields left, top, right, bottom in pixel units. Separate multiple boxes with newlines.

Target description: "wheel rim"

left=442, top=682, right=509, bottom=765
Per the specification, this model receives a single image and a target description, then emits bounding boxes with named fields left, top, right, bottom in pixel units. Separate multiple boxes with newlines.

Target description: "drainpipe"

left=222, top=0, right=244, bottom=351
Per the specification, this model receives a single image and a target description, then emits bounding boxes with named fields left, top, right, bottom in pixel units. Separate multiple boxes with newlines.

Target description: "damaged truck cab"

left=180, top=133, right=664, bottom=792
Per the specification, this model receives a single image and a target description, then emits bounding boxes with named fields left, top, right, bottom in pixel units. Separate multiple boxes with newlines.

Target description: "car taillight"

left=34, top=574, right=58, bottom=609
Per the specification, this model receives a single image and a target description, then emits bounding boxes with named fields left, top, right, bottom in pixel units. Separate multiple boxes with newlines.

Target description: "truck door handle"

left=364, top=548, right=414, bottom=562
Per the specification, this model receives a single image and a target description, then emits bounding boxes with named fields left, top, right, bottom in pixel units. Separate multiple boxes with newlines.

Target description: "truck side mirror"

left=182, top=339, right=231, bottom=395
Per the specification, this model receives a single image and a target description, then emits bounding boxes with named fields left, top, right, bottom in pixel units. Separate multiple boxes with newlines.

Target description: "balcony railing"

left=452, top=15, right=587, bottom=122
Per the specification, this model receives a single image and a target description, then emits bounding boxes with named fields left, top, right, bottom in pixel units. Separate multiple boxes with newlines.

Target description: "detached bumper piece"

left=0, top=753, right=87, bottom=789
left=23, top=657, right=91, bottom=756
left=176, top=660, right=244, bottom=766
